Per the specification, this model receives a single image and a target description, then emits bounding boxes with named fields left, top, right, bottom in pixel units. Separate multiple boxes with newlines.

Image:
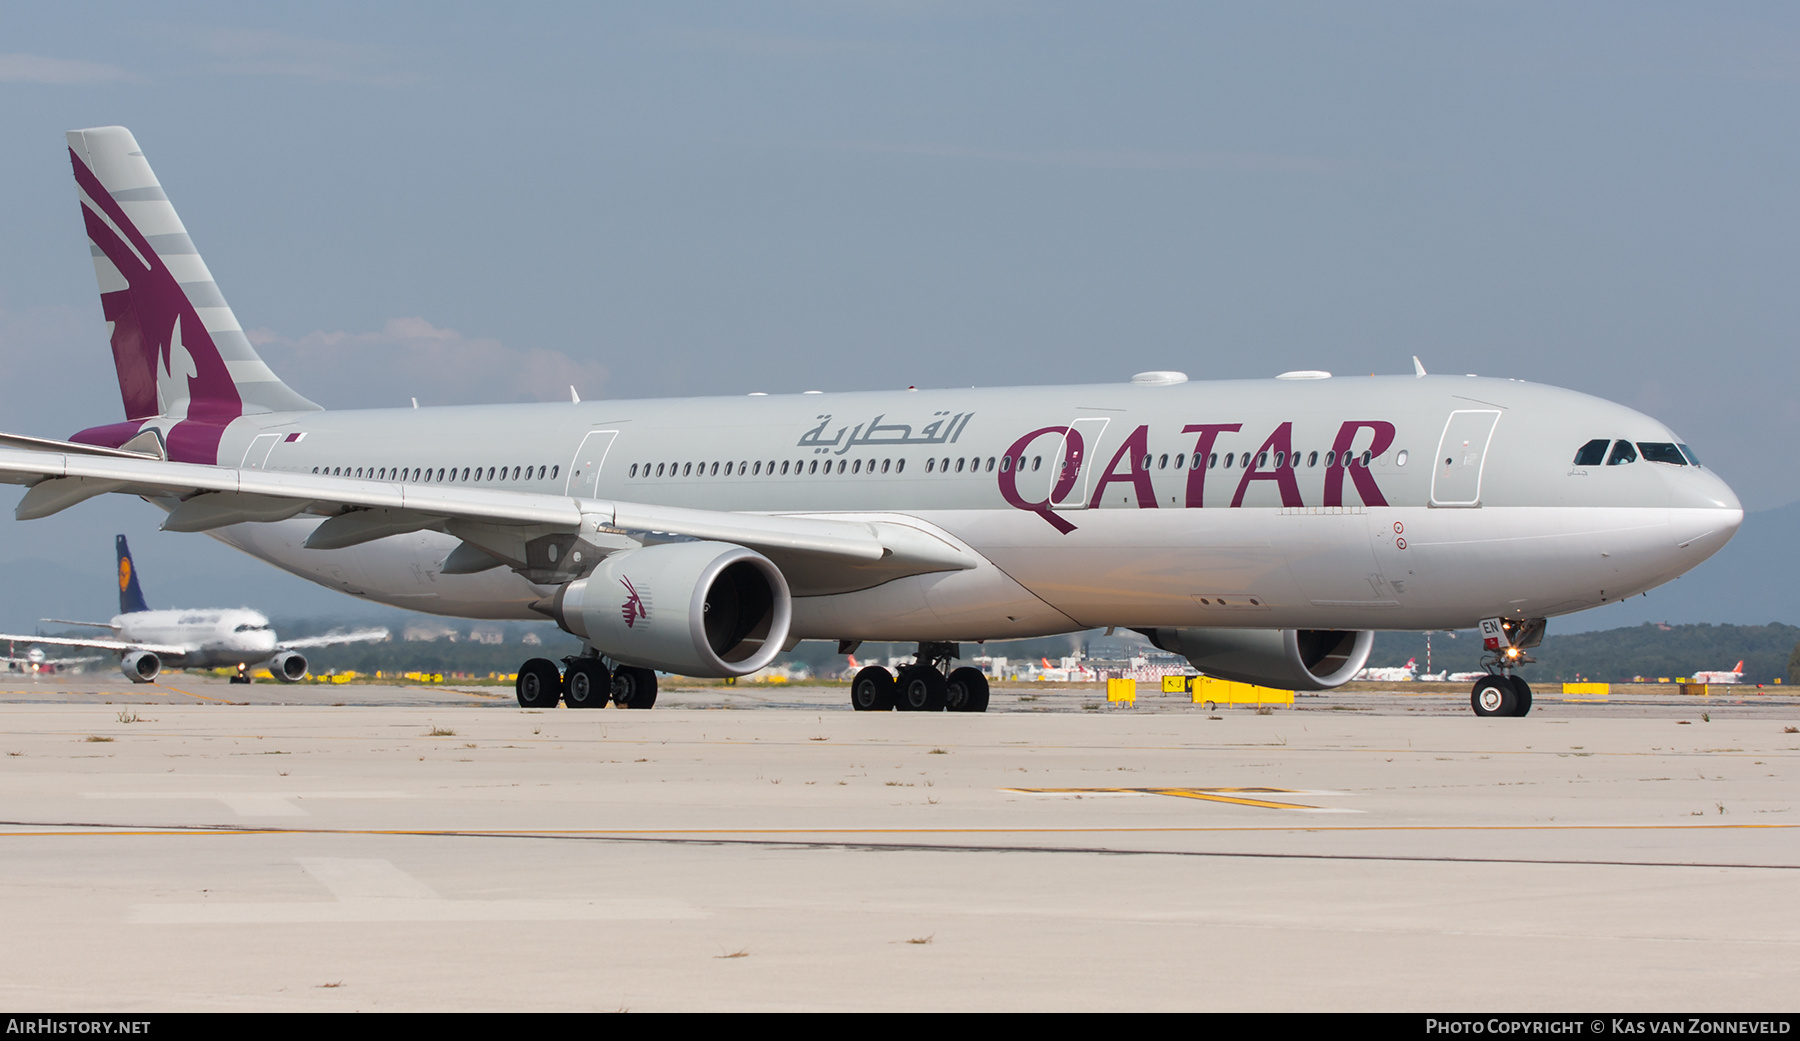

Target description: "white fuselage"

left=117, top=608, right=279, bottom=667
left=186, top=373, right=1740, bottom=642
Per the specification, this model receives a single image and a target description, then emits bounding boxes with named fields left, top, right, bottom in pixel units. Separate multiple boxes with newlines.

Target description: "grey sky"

left=1, top=3, right=1795, bottom=632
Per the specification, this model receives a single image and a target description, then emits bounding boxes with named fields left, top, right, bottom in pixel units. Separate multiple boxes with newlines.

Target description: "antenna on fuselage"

left=1412, top=356, right=1427, bottom=377
left=570, top=386, right=580, bottom=403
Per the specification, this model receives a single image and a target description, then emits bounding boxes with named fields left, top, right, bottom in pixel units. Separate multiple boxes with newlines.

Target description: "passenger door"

left=1052, top=415, right=1113, bottom=512
left=566, top=430, right=619, bottom=499
left=1430, top=410, right=1501, bottom=507
left=240, top=433, right=280, bottom=470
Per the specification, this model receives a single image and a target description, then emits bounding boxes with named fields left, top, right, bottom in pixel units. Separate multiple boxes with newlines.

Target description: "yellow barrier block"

left=1561, top=682, right=1610, bottom=695
left=1679, top=683, right=1714, bottom=696
left=1190, top=677, right=1293, bottom=706
left=1106, top=678, right=1136, bottom=702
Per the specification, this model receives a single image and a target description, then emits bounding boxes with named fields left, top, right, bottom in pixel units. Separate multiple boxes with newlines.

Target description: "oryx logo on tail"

left=64, top=126, right=319, bottom=462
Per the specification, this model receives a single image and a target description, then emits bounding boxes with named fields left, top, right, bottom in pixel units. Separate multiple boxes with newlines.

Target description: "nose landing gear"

left=1471, top=674, right=1533, bottom=716
left=1468, top=617, right=1542, bottom=717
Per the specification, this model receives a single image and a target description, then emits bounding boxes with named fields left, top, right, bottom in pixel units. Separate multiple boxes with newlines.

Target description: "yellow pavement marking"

left=0, top=822, right=1795, bottom=839
left=1004, top=786, right=1323, bottom=810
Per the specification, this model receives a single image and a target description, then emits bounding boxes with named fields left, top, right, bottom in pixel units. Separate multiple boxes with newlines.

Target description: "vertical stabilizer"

left=116, top=535, right=149, bottom=615
left=66, top=126, right=320, bottom=463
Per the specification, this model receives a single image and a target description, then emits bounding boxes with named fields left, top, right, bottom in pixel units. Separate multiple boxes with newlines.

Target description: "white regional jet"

left=0, top=534, right=387, bottom=683
left=1692, top=661, right=1745, bottom=684
left=0, top=127, right=1745, bottom=716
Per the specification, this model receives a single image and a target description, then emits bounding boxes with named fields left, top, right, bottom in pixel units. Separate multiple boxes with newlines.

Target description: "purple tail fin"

left=65, top=127, right=319, bottom=463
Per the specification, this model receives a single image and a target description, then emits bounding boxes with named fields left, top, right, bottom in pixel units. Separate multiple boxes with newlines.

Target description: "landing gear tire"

left=897, top=665, right=948, bottom=712
left=945, top=667, right=990, bottom=713
left=1508, top=675, right=1533, bottom=717
left=516, top=658, right=563, bottom=708
left=563, top=659, right=611, bottom=708
left=611, top=665, right=658, bottom=709
left=851, top=666, right=896, bottom=711
left=1471, top=675, right=1517, bottom=717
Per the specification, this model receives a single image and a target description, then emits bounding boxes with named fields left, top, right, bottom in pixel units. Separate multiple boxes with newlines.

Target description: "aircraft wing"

left=0, top=633, right=187, bottom=656
left=278, top=627, right=391, bottom=651
left=0, top=441, right=978, bottom=587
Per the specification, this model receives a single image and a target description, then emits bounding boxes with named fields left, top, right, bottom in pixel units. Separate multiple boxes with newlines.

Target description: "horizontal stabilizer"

left=40, top=618, right=120, bottom=631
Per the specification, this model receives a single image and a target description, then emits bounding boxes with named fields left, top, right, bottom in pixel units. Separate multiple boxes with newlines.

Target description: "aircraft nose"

left=1668, top=468, right=1742, bottom=563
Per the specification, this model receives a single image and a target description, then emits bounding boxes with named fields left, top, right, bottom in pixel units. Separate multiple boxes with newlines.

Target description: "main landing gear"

left=514, top=654, right=658, bottom=710
left=851, top=642, right=990, bottom=713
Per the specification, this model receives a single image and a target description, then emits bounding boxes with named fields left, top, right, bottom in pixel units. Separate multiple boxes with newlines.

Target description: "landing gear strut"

left=1467, top=617, right=1543, bottom=718
left=849, top=642, right=989, bottom=713
left=512, top=652, right=659, bottom=709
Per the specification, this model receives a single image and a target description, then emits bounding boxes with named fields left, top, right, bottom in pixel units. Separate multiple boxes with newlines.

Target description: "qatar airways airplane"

left=0, top=127, right=1744, bottom=716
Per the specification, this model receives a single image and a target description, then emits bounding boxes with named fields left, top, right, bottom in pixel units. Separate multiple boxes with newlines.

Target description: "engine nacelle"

left=1143, top=628, right=1374, bottom=691
left=120, top=650, right=161, bottom=684
left=268, top=650, right=308, bottom=683
left=546, top=541, right=791, bottom=678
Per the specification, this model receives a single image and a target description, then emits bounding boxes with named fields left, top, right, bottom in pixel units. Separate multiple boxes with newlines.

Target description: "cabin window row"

left=1147, top=449, right=1384, bottom=472
left=1572, top=440, right=1697, bottom=467
left=630, top=458, right=914, bottom=478
left=625, top=449, right=1394, bottom=479
left=311, top=464, right=559, bottom=482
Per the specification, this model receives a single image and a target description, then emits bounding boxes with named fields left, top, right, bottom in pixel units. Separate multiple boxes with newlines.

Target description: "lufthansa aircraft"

left=0, top=533, right=388, bottom=683
left=0, top=127, right=1744, bottom=715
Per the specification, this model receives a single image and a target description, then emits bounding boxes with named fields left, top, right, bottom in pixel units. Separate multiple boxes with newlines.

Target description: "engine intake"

left=545, top=541, right=791, bottom=678
left=120, top=650, right=160, bottom=684
left=1141, top=628, right=1373, bottom=690
left=268, top=650, right=308, bottom=683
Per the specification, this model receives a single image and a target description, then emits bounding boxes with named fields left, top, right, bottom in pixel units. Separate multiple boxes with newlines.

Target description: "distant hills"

left=1370, top=623, right=1799, bottom=684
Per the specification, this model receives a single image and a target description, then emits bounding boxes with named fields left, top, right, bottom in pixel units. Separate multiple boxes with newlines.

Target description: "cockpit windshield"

left=1575, top=438, right=1696, bottom=468
left=1573, top=439, right=1609, bottom=466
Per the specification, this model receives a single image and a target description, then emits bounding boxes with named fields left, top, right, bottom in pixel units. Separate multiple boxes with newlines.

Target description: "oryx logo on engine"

left=620, top=577, right=648, bottom=629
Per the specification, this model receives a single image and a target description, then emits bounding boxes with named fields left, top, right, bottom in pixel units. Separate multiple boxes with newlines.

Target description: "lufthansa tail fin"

left=66, top=127, right=320, bottom=462
left=115, top=535, right=149, bottom=615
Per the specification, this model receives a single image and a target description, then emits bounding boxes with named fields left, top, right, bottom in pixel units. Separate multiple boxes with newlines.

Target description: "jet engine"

left=1141, top=628, right=1374, bottom=691
left=120, top=650, right=161, bottom=684
left=268, top=650, right=308, bottom=683
left=543, top=541, right=791, bottom=678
